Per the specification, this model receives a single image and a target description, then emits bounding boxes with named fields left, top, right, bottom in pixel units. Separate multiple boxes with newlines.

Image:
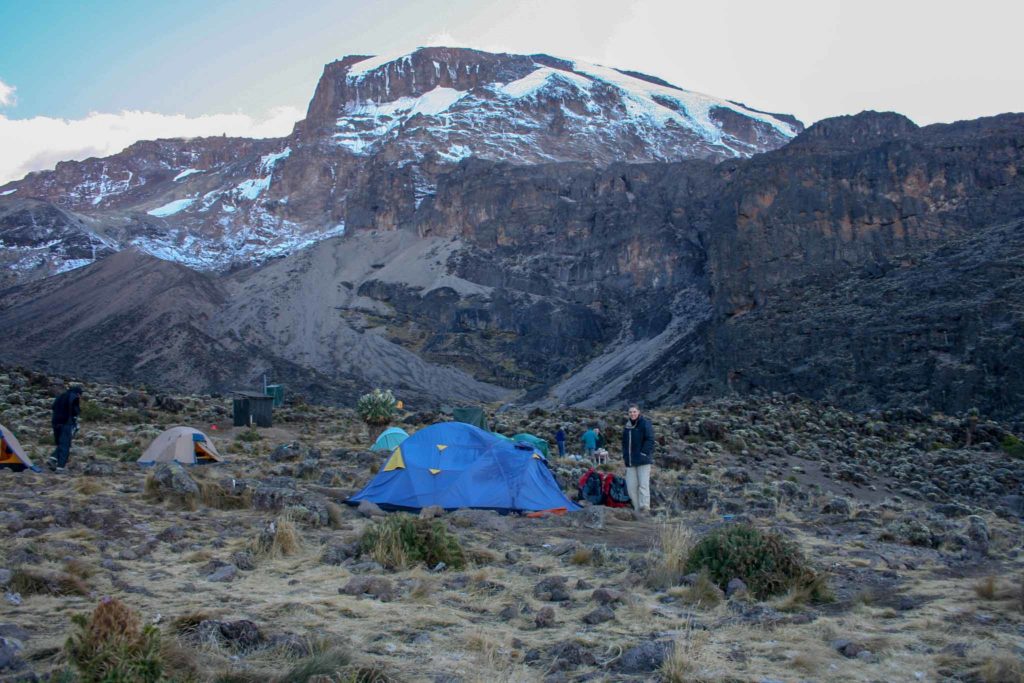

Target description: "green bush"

left=66, top=597, right=163, bottom=682
left=356, top=388, right=396, bottom=427
left=1001, top=434, right=1024, bottom=459
left=359, top=514, right=465, bottom=570
left=79, top=400, right=107, bottom=422
left=684, top=524, right=825, bottom=600
left=236, top=427, right=262, bottom=442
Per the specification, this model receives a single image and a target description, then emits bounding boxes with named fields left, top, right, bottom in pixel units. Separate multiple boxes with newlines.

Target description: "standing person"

left=48, top=386, right=83, bottom=472
left=581, top=426, right=598, bottom=461
left=555, top=426, right=567, bottom=458
left=621, top=404, right=654, bottom=514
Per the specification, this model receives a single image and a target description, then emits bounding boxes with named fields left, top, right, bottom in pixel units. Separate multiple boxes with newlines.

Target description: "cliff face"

left=2, top=112, right=1022, bottom=416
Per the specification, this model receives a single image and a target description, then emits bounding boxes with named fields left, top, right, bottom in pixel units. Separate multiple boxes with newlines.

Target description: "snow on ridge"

left=345, top=87, right=467, bottom=118
left=1, top=189, right=16, bottom=196
left=346, top=50, right=417, bottom=78
left=572, top=59, right=798, bottom=141
left=147, top=197, right=196, bottom=217
left=335, top=87, right=468, bottom=155
left=497, top=67, right=593, bottom=98
left=173, top=168, right=203, bottom=182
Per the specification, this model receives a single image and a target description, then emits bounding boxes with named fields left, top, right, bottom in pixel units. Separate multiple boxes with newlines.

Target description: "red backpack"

left=602, top=473, right=632, bottom=508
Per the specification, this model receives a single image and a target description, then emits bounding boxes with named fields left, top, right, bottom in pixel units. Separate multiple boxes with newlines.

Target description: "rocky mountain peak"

left=791, top=110, right=918, bottom=149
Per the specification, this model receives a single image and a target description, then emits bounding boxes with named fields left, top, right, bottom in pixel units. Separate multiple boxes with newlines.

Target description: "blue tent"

left=348, top=422, right=580, bottom=513
left=371, top=427, right=410, bottom=452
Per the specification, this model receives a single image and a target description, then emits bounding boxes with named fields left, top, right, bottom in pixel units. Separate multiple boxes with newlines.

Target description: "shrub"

left=66, top=597, right=163, bottom=682
left=78, top=400, right=107, bottom=422
left=684, top=524, right=825, bottom=600
left=356, top=389, right=396, bottom=428
left=359, top=514, right=465, bottom=570
left=236, top=427, right=262, bottom=443
left=10, top=568, right=89, bottom=596
left=1001, top=434, right=1024, bottom=459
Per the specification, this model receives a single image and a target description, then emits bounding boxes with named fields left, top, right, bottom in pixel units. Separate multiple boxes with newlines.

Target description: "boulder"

left=148, top=462, right=199, bottom=499
left=340, top=576, right=397, bottom=602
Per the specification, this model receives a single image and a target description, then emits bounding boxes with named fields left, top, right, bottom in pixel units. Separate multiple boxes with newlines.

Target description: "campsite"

left=1, top=365, right=1022, bottom=682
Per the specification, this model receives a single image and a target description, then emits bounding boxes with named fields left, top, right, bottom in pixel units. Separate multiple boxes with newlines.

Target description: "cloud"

left=0, top=79, right=16, bottom=107
left=0, top=105, right=303, bottom=185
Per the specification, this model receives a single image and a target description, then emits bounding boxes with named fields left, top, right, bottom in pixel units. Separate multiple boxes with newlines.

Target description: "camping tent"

left=0, top=424, right=37, bottom=472
left=371, top=427, right=409, bottom=452
left=348, top=422, right=580, bottom=513
left=452, top=407, right=488, bottom=431
left=138, top=427, right=222, bottom=466
left=512, top=433, right=550, bottom=459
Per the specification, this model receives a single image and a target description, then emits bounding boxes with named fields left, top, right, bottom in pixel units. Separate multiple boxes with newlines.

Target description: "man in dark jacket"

left=48, top=386, right=83, bottom=471
left=621, top=404, right=654, bottom=513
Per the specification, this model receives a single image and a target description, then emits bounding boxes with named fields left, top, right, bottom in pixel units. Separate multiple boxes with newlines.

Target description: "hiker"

left=621, top=404, right=654, bottom=514
left=581, top=426, right=598, bottom=461
left=48, top=385, right=82, bottom=471
left=555, top=426, right=566, bottom=457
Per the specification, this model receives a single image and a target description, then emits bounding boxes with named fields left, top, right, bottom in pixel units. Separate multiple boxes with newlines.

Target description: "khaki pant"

left=625, top=464, right=651, bottom=511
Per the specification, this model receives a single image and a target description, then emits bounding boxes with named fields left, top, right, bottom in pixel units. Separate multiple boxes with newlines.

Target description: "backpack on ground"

left=577, top=468, right=605, bottom=505
left=603, top=473, right=632, bottom=508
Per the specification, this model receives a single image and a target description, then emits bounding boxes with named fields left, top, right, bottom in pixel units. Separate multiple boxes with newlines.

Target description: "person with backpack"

left=48, top=385, right=83, bottom=472
left=621, top=404, right=654, bottom=514
left=555, top=426, right=566, bottom=457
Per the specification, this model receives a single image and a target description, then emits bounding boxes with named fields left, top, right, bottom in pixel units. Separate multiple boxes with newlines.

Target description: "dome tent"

left=371, top=427, right=409, bottom=452
left=138, top=427, right=222, bottom=466
left=512, top=433, right=550, bottom=459
left=348, top=422, right=579, bottom=513
left=0, top=424, right=38, bottom=472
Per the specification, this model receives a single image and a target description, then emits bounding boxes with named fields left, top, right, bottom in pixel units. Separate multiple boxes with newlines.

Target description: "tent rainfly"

left=0, top=424, right=38, bottom=472
left=138, top=427, right=222, bottom=466
left=452, top=407, right=488, bottom=431
left=371, top=427, right=410, bottom=452
left=512, top=433, right=550, bottom=459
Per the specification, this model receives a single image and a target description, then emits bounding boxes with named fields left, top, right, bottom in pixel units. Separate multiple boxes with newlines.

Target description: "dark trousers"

left=557, top=440, right=565, bottom=457
left=51, top=422, right=74, bottom=467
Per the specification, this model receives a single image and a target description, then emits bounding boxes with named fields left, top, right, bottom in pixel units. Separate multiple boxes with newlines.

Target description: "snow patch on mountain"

left=231, top=147, right=291, bottom=200
left=335, top=87, right=467, bottom=154
left=498, top=67, right=592, bottom=98
left=572, top=60, right=798, bottom=140
left=173, top=168, right=203, bottom=181
left=148, top=197, right=196, bottom=217
left=1, top=189, right=15, bottom=196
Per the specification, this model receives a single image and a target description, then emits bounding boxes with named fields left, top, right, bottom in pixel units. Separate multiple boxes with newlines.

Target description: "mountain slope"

left=0, top=47, right=802, bottom=281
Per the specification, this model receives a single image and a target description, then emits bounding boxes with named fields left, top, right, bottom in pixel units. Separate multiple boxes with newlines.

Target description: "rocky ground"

left=1, top=365, right=1022, bottom=682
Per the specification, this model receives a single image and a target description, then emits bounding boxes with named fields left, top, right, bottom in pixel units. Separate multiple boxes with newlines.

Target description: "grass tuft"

left=359, top=514, right=465, bottom=570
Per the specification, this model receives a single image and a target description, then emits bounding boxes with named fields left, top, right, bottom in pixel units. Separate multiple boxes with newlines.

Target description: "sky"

left=1, top=0, right=1021, bottom=184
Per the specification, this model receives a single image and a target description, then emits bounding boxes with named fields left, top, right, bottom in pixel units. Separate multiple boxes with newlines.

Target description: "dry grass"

left=74, top=476, right=105, bottom=496
left=570, top=547, right=593, bottom=565
left=975, top=575, right=999, bottom=600
left=660, top=630, right=713, bottom=683
left=979, top=655, right=1024, bottom=683
left=63, top=557, right=96, bottom=580
left=774, top=574, right=833, bottom=611
left=9, top=567, right=89, bottom=596
left=326, top=502, right=345, bottom=529
left=669, top=570, right=723, bottom=608
left=646, top=521, right=696, bottom=590
left=196, top=477, right=252, bottom=510
left=254, top=512, right=304, bottom=559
